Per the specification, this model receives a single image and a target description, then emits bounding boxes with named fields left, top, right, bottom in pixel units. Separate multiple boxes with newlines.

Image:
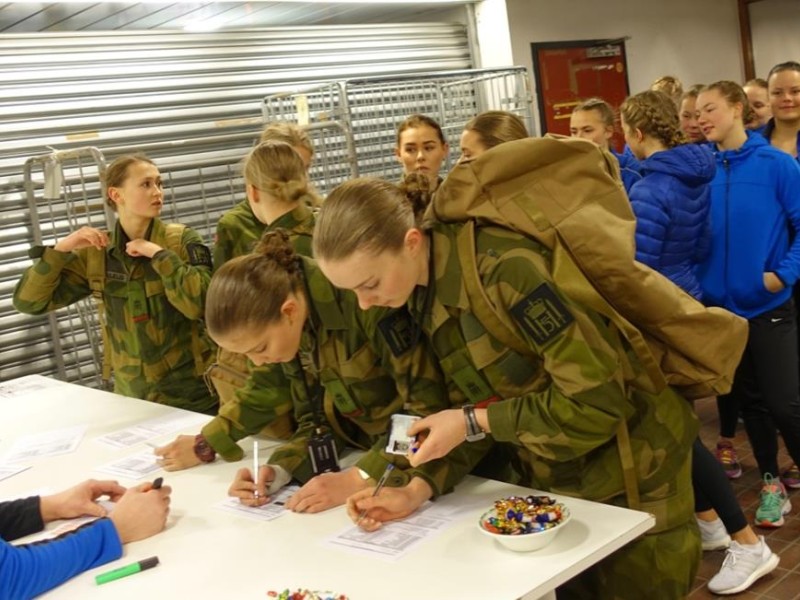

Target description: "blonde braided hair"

left=620, top=91, right=686, bottom=148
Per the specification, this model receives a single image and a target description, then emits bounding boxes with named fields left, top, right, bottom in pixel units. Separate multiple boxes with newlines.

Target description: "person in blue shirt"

left=762, top=61, right=800, bottom=491
left=744, top=78, right=772, bottom=132
left=620, top=88, right=778, bottom=596
left=762, top=62, right=800, bottom=162
left=697, top=80, right=800, bottom=532
left=620, top=89, right=714, bottom=298
left=1, top=478, right=171, bottom=600
left=569, top=97, right=641, bottom=193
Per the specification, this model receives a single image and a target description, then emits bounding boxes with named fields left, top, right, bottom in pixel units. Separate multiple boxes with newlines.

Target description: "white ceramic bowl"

left=478, top=503, right=571, bottom=552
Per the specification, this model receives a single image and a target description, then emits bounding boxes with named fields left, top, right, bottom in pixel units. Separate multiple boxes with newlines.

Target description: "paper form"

left=325, top=500, right=474, bottom=561
left=214, top=485, right=300, bottom=522
left=2, top=426, right=87, bottom=463
left=95, top=450, right=161, bottom=480
left=95, top=411, right=208, bottom=448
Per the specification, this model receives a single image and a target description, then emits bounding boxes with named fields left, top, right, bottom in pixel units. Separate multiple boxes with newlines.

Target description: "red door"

left=532, top=42, right=630, bottom=152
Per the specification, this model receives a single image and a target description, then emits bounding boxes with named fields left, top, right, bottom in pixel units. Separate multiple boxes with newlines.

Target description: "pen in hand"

left=253, top=440, right=260, bottom=499
left=356, top=463, right=395, bottom=526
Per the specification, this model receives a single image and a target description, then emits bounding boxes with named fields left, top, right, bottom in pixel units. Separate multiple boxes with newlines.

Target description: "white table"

left=0, top=376, right=655, bottom=600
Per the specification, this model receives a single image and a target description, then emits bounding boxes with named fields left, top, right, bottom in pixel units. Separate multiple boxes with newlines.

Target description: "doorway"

left=531, top=39, right=630, bottom=152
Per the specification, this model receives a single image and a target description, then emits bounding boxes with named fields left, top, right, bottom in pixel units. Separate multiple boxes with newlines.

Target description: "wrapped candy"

left=482, top=495, right=566, bottom=535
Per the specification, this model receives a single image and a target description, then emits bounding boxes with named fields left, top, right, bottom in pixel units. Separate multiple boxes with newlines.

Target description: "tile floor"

left=690, top=398, right=800, bottom=600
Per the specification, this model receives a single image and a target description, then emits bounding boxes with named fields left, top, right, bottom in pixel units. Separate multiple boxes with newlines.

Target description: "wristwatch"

left=193, top=434, right=217, bottom=463
left=463, top=405, right=486, bottom=442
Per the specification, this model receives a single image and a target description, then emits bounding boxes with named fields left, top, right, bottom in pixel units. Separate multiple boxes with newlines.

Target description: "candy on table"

left=482, top=495, right=566, bottom=535
left=267, top=589, right=349, bottom=600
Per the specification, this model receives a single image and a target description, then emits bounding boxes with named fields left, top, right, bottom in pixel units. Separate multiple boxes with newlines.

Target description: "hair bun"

left=399, top=172, right=433, bottom=216
left=254, top=229, right=300, bottom=274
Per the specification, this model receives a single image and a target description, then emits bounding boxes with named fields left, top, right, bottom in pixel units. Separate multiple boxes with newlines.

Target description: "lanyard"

left=405, top=236, right=437, bottom=402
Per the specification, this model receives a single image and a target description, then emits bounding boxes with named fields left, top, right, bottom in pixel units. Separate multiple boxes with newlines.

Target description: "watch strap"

left=193, top=434, right=217, bottom=463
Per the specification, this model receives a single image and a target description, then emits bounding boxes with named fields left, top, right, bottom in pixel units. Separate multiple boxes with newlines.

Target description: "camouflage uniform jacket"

left=13, top=219, right=217, bottom=414
left=202, top=256, right=450, bottom=488
left=213, top=200, right=314, bottom=270
left=206, top=201, right=315, bottom=441
left=412, top=222, right=699, bottom=530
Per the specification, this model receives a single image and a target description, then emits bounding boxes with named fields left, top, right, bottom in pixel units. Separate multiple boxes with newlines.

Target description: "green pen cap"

left=95, top=556, right=160, bottom=585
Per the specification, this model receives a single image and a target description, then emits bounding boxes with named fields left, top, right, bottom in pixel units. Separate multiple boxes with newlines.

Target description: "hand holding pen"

left=346, top=467, right=434, bottom=532
left=108, top=479, right=171, bottom=544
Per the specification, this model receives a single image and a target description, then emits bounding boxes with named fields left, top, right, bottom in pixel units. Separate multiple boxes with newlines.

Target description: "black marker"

left=151, top=477, right=163, bottom=490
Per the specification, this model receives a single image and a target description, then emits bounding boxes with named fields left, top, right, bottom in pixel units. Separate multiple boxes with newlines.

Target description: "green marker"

left=95, top=556, right=159, bottom=585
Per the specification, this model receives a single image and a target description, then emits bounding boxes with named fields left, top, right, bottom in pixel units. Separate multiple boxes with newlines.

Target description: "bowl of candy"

left=478, top=495, right=571, bottom=552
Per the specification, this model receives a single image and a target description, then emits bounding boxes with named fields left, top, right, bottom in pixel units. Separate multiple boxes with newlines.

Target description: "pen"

left=253, top=440, right=260, bottom=499
left=356, top=463, right=395, bottom=525
left=151, top=476, right=163, bottom=490
left=95, top=556, right=160, bottom=585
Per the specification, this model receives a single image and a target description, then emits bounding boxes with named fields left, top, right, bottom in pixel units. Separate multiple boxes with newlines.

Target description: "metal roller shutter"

left=0, top=24, right=471, bottom=383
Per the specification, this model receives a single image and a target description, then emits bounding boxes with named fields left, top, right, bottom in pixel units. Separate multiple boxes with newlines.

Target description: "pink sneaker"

left=781, top=464, right=800, bottom=490
left=716, top=441, right=742, bottom=479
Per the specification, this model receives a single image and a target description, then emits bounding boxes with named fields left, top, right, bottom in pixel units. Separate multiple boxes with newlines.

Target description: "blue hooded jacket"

left=698, top=131, right=800, bottom=318
left=629, top=143, right=715, bottom=299
left=612, top=147, right=643, bottom=194
left=762, top=118, right=800, bottom=165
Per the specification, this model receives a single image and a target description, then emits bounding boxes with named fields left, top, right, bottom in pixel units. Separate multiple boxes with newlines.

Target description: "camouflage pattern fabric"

left=409, top=221, right=700, bottom=596
left=268, top=257, right=465, bottom=486
left=206, top=201, right=316, bottom=442
left=13, top=219, right=217, bottom=414
left=212, top=200, right=314, bottom=271
left=201, top=256, right=452, bottom=485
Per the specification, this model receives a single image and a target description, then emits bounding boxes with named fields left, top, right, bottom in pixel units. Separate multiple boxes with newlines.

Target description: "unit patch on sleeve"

left=377, top=309, right=415, bottom=357
left=186, top=243, right=213, bottom=268
left=510, top=283, right=574, bottom=347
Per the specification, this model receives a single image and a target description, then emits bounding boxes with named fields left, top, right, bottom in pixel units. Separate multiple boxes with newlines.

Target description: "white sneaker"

left=707, top=536, right=780, bottom=595
left=697, top=516, right=731, bottom=551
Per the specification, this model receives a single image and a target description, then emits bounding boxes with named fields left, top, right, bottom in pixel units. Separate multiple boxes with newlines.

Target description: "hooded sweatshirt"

left=629, top=143, right=715, bottom=299
left=698, top=131, right=800, bottom=318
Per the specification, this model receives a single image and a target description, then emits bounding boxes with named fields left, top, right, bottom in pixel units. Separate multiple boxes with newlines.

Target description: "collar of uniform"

left=272, top=203, right=315, bottom=235
left=299, top=255, right=347, bottom=333
left=108, top=218, right=158, bottom=259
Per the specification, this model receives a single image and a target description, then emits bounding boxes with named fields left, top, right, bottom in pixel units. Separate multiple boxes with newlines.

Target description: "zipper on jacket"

left=723, top=158, right=730, bottom=303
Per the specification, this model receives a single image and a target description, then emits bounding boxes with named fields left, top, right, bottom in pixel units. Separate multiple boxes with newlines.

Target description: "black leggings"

left=725, top=300, right=800, bottom=476
left=693, top=438, right=747, bottom=534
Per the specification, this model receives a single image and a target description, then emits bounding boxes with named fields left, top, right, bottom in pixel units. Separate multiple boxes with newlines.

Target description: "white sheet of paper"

left=0, top=375, right=64, bottom=399
left=95, top=451, right=161, bottom=480
left=325, top=497, right=484, bottom=561
left=214, top=485, right=300, bottom=521
left=95, top=411, right=208, bottom=448
left=0, top=464, right=30, bottom=483
left=2, top=425, right=87, bottom=464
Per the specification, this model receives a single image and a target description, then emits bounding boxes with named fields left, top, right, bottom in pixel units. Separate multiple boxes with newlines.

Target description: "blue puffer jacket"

left=629, top=143, right=715, bottom=299
left=698, top=132, right=800, bottom=318
left=613, top=147, right=643, bottom=194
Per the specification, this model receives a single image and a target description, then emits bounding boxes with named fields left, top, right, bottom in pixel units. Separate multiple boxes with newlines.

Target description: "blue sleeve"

left=629, top=180, right=669, bottom=269
left=773, top=157, right=800, bottom=287
left=0, top=518, right=122, bottom=600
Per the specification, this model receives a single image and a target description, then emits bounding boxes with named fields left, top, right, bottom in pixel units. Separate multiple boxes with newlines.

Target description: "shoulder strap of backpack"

left=163, top=222, right=210, bottom=378
left=163, top=223, right=188, bottom=256
left=456, top=222, right=535, bottom=358
left=455, top=220, right=641, bottom=510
